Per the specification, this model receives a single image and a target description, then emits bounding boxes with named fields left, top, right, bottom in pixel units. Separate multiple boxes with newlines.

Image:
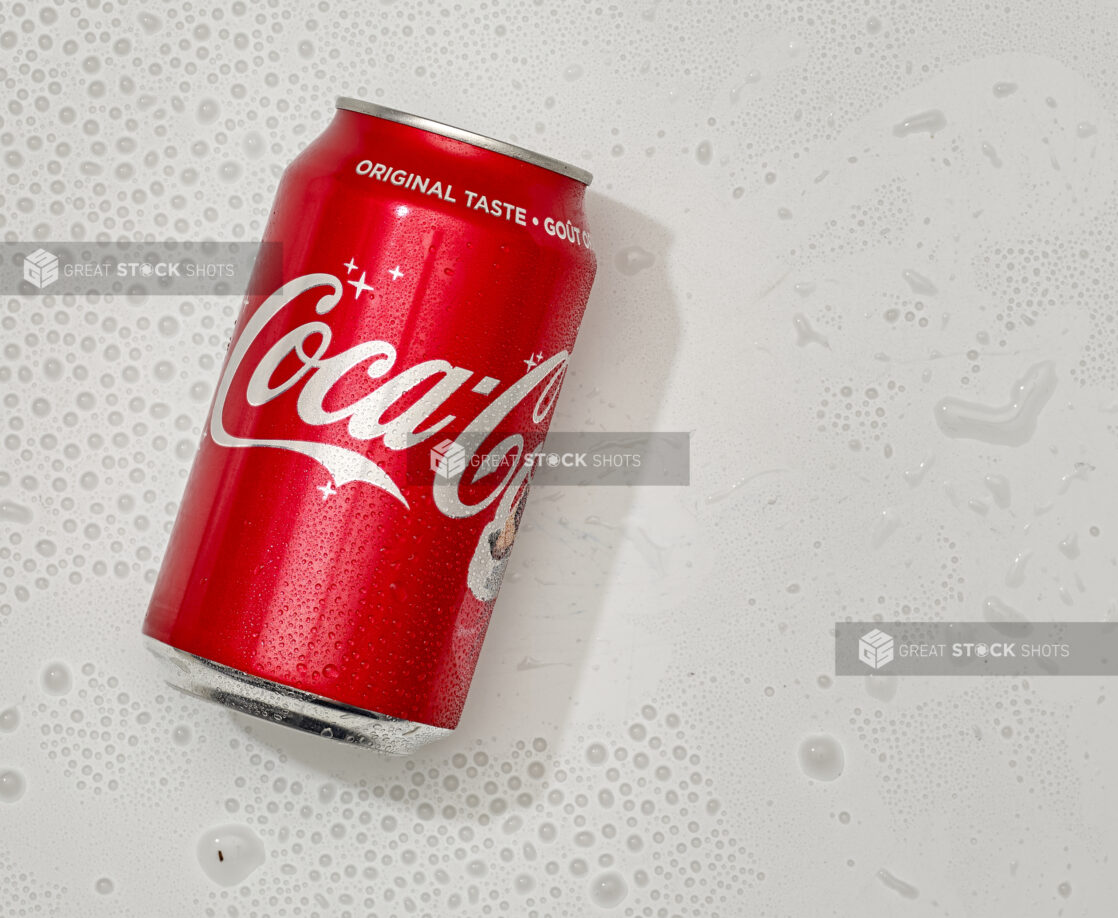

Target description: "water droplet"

left=877, top=868, right=919, bottom=899
left=1004, top=551, right=1031, bottom=588
left=984, top=474, right=1011, bottom=508
left=0, top=708, right=18, bottom=732
left=893, top=109, right=947, bottom=137
left=1058, top=533, right=1080, bottom=559
left=94, top=877, right=114, bottom=895
left=793, top=314, right=830, bottom=348
left=589, top=871, right=628, bottom=907
left=0, top=769, right=26, bottom=802
left=903, top=455, right=933, bottom=486
left=695, top=140, right=713, bottom=165
left=196, top=99, right=219, bottom=124
left=983, top=596, right=1030, bottom=636
left=865, top=674, right=898, bottom=702
left=243, top=132, right=265, bottom=159
left=586, top=743, right=608, bottom=765
left=0, top=500, right=33, bottom=524
left=614, top=246, right=655, bottom=276
left=42, top=662, right=72, bottom=695
left=172, top=725, right=192, bottom=746
left=196, top=824, right=265, bottom=887
left=1057, top=462, right=1092, bottom=494
left=992, top=81, right=1018, bottom=97
left=871, top=508, right=901, bottom=548
left=934, top=361, right=1057, bottom=446
left=1058, top=881, right=1072, bottom=898
left=798, top=734, right=844, bottom=781
left=901, top=268, right=937, bottom=295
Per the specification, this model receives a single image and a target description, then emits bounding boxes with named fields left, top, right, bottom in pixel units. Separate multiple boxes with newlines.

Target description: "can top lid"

left=335, top=98, right=593, bottom=186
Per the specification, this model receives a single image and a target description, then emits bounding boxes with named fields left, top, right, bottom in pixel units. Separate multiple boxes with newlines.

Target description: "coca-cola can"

left=142, top=98, right=596, bottom=753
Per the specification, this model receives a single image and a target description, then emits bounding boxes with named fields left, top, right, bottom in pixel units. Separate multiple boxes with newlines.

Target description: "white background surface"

left=2, top=0, right=1118, bottom=915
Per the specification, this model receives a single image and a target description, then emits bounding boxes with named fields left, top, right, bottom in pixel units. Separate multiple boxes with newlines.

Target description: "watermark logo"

left=23, top=248, right=59, bottom=289
left=430, top=438, right=467, bottom=480
left=858, top=628, right=894, bottom=669
left=835, top=622, right=1090, bottom=676
left=5, top=241, right=279, bottom=295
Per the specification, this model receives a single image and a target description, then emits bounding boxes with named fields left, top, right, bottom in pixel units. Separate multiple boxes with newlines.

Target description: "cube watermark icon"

left=23, top=248, right=59, bottom=289
left=430, top=438, right=466, bottom=480
left=859, top=629, right=894, bottom=670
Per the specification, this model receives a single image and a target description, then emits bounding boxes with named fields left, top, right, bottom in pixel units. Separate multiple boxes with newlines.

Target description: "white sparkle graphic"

left=388, top=265, right=404, bottom=280
left=343, top=258, right=358, bottom=274
left=523, top=354, right=538, bottom=370
left=317, top=481, right=337, bottom=500
left=346, top=271, right=374, bottom=298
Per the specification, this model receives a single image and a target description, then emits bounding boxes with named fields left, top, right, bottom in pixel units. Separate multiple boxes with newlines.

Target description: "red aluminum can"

left=142, top=99, right=596, bottom=753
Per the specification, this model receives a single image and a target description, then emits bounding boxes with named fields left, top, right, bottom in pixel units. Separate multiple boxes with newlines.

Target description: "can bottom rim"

left=144, top=636, right=451, bottom=755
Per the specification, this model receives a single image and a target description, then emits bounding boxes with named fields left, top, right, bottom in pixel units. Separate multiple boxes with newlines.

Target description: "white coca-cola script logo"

left=211, top=273, right=567, bottom=516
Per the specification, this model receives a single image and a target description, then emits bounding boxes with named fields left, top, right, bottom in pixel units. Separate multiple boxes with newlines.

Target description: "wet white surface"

left=2, top=0, right=1118, bottom=915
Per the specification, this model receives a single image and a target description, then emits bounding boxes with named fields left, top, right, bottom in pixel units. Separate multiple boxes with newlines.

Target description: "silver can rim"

left=335, top=97, right=593, bottom=186
left=145, top=636, right=452, bottom=755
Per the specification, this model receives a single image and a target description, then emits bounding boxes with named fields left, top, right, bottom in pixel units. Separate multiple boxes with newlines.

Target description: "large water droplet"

left=984, top=474, right=1011, bottom=508
left=94, top=877, right=114, bottom=895
left=0, top=500, right=32, bottom=524
left=0, top=708, right=18, bottom=732
left=196, top=824, right=265, bottom=887
left=42, top=662, right=72, bottom=695
left=893, top=109, right=947, bottom=137
left=982, top=142, right=1003, bottom=167
left=934, top=362, right=1056, bottom=446
left=877, top=867, right=919, bottom=898
left=0, top=769, right=26, bottom=802
left=1004, top=551, right=1031, bottom=587
left=589, top=871, right=628, bottom=907
left=904, top=455, right=933, bottom=486
left=871, top=508, right=901, bottom=548
left=983, top=596, right=1030, bottom=636
left=798, top=734, right=844, bottom=781
left=865, top=674, right=898, bottom=702
left=793, top=314, right=830, bottom=348
left=614, top=246, right=655, bottom=276
left=196, top=99, right=219, bottom=124
left=1058, top=534, right=1080, bottom=559
left=901, top=269, right=937, bottom=295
